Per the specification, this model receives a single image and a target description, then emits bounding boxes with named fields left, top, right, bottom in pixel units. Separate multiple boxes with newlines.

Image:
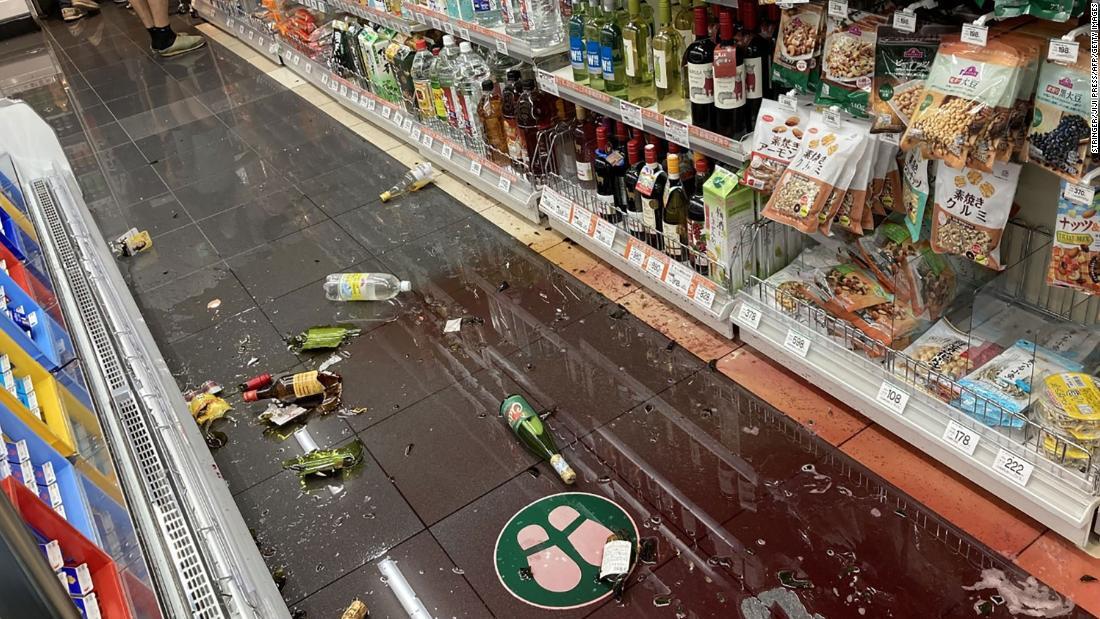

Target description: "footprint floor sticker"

left=494, top=492, right=639, bottom=609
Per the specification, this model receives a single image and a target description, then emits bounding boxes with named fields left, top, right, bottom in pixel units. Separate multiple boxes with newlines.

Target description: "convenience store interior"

left=0, top=0, right=1099, bottom=618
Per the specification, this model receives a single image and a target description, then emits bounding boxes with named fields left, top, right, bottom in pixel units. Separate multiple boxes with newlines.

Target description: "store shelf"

left=541, top=66, right=748, bottom=169
left=541, top=187, right=735, bottom=337
left=277, top=44, right=542, bottom=222
left=325, top=0, right=429, bottom=34
left=195, top=0, right=282, bottom=65
left=403, top=3, right=567, bottom=63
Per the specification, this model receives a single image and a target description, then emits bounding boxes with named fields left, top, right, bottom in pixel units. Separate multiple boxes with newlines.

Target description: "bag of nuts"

left=1027, top=36, right=1094, bottom=182
left=900, top=147, right=932, bottom=241
left=823, top=130, right=877, bottom=236
left=870, top=136, right=903, bottom=215
left=744, top=99, right=808, bottom=194
left=816, top=263, right=894, bottom=314
left=901, top=37, right=1023, bottom=170
left=900, top=319, right=1003, bottom=401
left=1047, top=180, right=1100, bottom=295
left=816, top=11, right=886, bottom=118
left=993, top=33, right=1042, bottom=164
left=930, top=160, right=1021, bottom=270
left=771, top=3, right=827, bottom=94
left=869, top=26, right=948, bottom=134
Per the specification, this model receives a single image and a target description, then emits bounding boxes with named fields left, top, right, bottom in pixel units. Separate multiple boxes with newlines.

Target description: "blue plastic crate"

left=0, top=268, right=74, bottom=371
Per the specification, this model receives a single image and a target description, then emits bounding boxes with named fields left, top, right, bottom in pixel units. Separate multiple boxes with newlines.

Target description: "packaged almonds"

left=744, top=99, right=808, bottom=194
left=1047, top=180, right=1100, bottom=295
left=930, top=160, right=1021, bottom=270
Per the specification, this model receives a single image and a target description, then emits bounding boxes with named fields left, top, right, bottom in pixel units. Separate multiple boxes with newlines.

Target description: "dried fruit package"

left=901, top=37, right=1023, bottom=170
left=900, top=320, right=1002, bottom=399
left=1027, top=37, right=1093, bottom=181
left=762, top=113, right=870, bottom=233
left=870, top=137, right=903, bottom=215
left=1047, top=181, right=1100, bottom=295
left=771, top=4, right=826, bottom=94
left=816, top=11, right=886, bottom=117
left=870, top=27, right=948, bottom=134
left=930, top=160, right=1021, bottom=270
left=900, top=148, right=931, bottom=241
left=744, top=100, right=808, bottom=193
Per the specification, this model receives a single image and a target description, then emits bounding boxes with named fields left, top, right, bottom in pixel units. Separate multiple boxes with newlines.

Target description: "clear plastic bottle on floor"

left=473, top=0, right=503, bottom=27
left=324, top=273, right=412, bottom=301
left=523, top=0, right=564, bottom=48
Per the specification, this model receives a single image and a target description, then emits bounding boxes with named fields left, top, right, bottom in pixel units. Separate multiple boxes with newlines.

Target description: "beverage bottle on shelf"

left=584, top=0, right=607, bottom=91
left=686, top=155, right=709, bottom=274
left=652, top=0, right=686, bottom=119
left=530, top=82, right=558, bottom=176
left=429, top=48, right=449, bottom=124
left=573, top=107, right=598, bottom=190
left=385, top=35, right=418, bottom=115
left=622, top=0, right=655, bottom=107
left=662, top=153, right=688, bottom=261
left=501, top=70, right=527, bottom=166
left=623, top=139, right=646, bottom=239
left=439, top=36, right=463, bottom=130
left=517, top=79, right=542, bottom=170
left=593, top=126, right=621, bottom=221
left=500, top=0, right=525, bottom=39
left=613, top=121, right=630, bottom=152
left=500, top=395, right=576, bottom=485
left=380, top=162, right=436, bottom=202
left=569, top=0, right=589, bottom=83
left=738, top=0, right=769, bottom=132
left=713, top=8, right=744, bottom=138
left=669, top=142, right=694, bottom=195
left=456, top=42, right=491, bottom=139
left=490, top=49, right=521, bottom=86
left=684, top=5, right=715, bottom=132
left=673, top=0, right=693, bottom=48
left=525, top=0, right=565, bottom=48
left=599, top=0, right=627, bottom=98
left=636, top=143, right=667, bottom=248
left=473, top=0, right=503, bottom=27
left=477, top=79, right=511, bottom=165
left=451, top=0, right=475, bottom=19
left=552, top=106, right=579, bottom=182
left=411, top=39, right=436, bottom=121
left=596, top=124, right=628, bottom=220
left=243, top=370, right=342, bottom=405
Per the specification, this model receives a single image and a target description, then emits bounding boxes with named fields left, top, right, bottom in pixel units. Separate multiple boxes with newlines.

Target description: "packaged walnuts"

left=772, top=3, right=826, bottom=94
left=930, top=160, right=1022, bottom=270
left=1047, top=180, right=1100, bottom=295
left=870, top=27, right=946, bottom=134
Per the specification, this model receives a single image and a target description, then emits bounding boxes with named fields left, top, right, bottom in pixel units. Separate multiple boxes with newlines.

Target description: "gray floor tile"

left=116, top=96, right=214, bottom=141
left=334, top=185, right=470, bottom=252
left=117, top=222, right=219, bottom=291
left=192, top=72, right=286, bottom=114
left=104, top=163, right=169, bottom=207
left=294, top=160, right=398, bottom=217
left=64, top=38, right=150, bottom=72
left=101, top=81, right=198, bottom=120
left=83, top=57, right=174, bottom=99
left=132, top=115, right=231, bottom=161
left=131, top=261, right=256, bottom=344
left=85, top=191, right=189, bottom=239
left=152, top=143, right=260, bottom=190
left=171, top=156, right=289, bottom=219
left=197, top=188, right=328, bottom=257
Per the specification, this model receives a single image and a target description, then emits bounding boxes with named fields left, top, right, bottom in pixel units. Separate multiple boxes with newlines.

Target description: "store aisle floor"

left=3, top=6, right=1096, bottom=618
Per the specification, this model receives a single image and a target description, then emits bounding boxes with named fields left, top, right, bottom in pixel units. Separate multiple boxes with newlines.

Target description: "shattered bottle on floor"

left=379, top=161, right=435, bottom=203
left=243, top=370, right=342, bottom=406
left=324, top=273, right=412, bottom=301
left=500, top=394, right=576, bottom=484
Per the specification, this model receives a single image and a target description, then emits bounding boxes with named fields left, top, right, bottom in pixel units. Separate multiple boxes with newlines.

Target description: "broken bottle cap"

left=239, top=373, right=272, bottom=391
left=242, top=390, right=261, bottom=403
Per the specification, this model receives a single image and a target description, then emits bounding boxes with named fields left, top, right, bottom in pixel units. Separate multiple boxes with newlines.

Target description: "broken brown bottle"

left=242, top=370, right=341, bottom=407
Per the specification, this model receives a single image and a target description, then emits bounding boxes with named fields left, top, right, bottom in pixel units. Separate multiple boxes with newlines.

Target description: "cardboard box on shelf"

left=703, top=166, right=755, bottom=290
left=59, top=563, right=92, bottom=596
left=39, top=539, right=62, bottom=570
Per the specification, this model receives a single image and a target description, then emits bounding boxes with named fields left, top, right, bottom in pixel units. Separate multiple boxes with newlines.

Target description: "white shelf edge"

left=195, top=1, right=281, bottom=64
left=403, top=4, right=567, bottom=63
left=326, top=0, right=429, bottom=34
left=733, top=291, right=1100, bottom=555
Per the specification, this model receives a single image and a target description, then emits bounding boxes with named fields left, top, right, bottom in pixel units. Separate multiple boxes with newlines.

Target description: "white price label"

left=893, top=10, right=916, bottom=33
left=691, top=280, right=716, bottom=310
left=592, top=218, right=616, bottom=248
left=269, top=41, right=279, bottom=54
left=349, top=90, right=359, bottom=104
left=381, top=105, right=391, bottom=118
left=783, top=329, right=811, bottom=358
left=961, top=24, right=988, bottom=47
left=736, top=303, right=761, bottom=330
left=570, top=206, right=594, bottom=232
left=316, top=0, right=326, bottom=10
left=410, top=126, right=422, bottom=142
left=402, top=118, right=414, bottom=133
left=942, top=420, right=980, bottom=456
left=1063, top=182, right=1095, bottom=205
left=431, top=17, right=441, bottom=29
left=619, top=100, right=644, bottom=130
left=778, top=93, right=799, bottom=110
left=644, top=254, right=668, bottom=279
left=469, top=160, right=482, bottom=176
left=828, top=0, right=847, bottom=18
left=625, top=242, right=646, bottom=267
left=823, top=107, right=842, bottom=127
left=247, top=29, right=254, bottom=40
left=292, top=53, right=300, bottom=65
left=321, top=73, right=329, bottom=85
left=496, top=39, right=508, bottom=55
left=993, top=449, right=1034, bottom=487
left=393, top=111, right=403, bottom=125
left=414, top=11, right=426, bottom=23
left=665, top=262, right=693, bottom=295
left=664, top=117, right=690, bottom=148
left=1048, top=39, right=1080, bottom=63
left=441, top=144, right=453, bottom=160
left=876, top=382, right=910, bottom=415
left=339, top=83, right=348, bottom=97
left=443, top=22, right=454, bottom=34
left=329, top=80, right=339, bottom=93
left=880, top=132, right=900, bottom=145
left=537, top=70, right=560, bottom=96
left=305, top=62, right=313, bottom=74
left=237, top=22, right=245, bottom=35
left=541, top=188, right=572, bottom=221
left=498, top=175, right=512, bottom=192
left=422, top=134, right=434, bottom=149
left=459, top=27, right=470, bottom=40
left=367, top=98, right=377, bottom=112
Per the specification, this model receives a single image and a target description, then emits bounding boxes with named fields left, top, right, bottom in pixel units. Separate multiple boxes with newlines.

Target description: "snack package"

left=852, top=300, right=922, bottom=348
left=851, top=221, right=917, bottom=294
left=816, top=11, right=886, bottom=117
left=995, top=33, right=1042, bottom=163
left=772, top=4, right=827, bottom=94
left=1028, top=37, right=1094, bottom=181
left=905, top=243, right=957, bottom=319
left=816, top=263, right=894, bottom=313
left=1037, top=372, right=1100, bottom=467
left=956, top=339, right=1083, bottom=428
left=930, top=160, right=1021, bottom=270
left=901, top=320, right=1003, bottom=400
left=1039, top=322, right=1100, bottom=369
left=900, top=148, right=931, bottom=241
left=901, top=37, right=1023, bottom=170
left=1047, top=181, right=1100, bottom=295
left=871, top=137, right=903, bottom=214
left=760, top=244, right=840, bottom=313
left=761, top=113, right=870, bottom=233
left=870, top=27, right=944, bottom=133
left=744, top=100, right=808, bottom=194
left=825, top=132, right=877, bottom=235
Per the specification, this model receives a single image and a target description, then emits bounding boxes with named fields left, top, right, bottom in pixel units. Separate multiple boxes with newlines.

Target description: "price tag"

left=393, top=111, right=404, bottom=126
left=592, top=218, right=616, bottom=248
left=329, top=80, right=339, bottom=93
left=876, top=381, right=910, bottom=415
left=349, top=90, right=359, bottom=104
left=893, top=10, right=916, bottom=33
left=663, top=262, right=692, bottom=295
left=625, top=241, right=646, bottom=267
left=443, top=22, right=454, bottom=35
left=469, top=160, right=482, bottom=176
left=367, top=98, right=377, bottom=112
left=269, top=41, right=279, bottom=54
left=823, top=107, right=842, bottom=127
left=619, top=100, right=644, bottom=130
left=237, top=22, right=245, bottom=35
left=942, top=420, right=980, bottom=456
left=778, top=93, right=799, bottom=110
left=292, top=53, right=300, bottom=65
left=828, top=0, right=847, bottom=18
left=537, top=70, right=559, bottom=96
left=644, top=253, right=668, bottom=280
left=441, top=144, right=453, bottom=160
left=459, top=27, right=470, bottom=40
left=1048, top=39, right=1080, bottom=63
left=880, top=132, right=900, bottom=146
left=402, top=118, right=413, bottom=133
left=541, top=188, right=572, bottom=221
left=498, top=175, right=512, bottom=192
left=431, top=17, right=441, bottom=29
left=316, top=0, right=326, bottom=10
left=1063, top=182, right=1095, bottom=205
left=247, top=29, right=255, bottom=40
left=690, top=278, right=716, bottom=310
left=783, top=329, right=811, bottom=358
left=496, top=39, right=508, bottom=55
left=961, top=24, right=988, bottom=47
left=570, top=205, right=594, bottom=232
left=421, top=134, right=433, bottom=149
left=410, top=126, right=421, bottom=142
left=305, top=62, right=313, bottom=74
left=664, top=117, right=690, bottom=148
left=321, top=73, right=329, bottom=85
left=993, top=448, right=1034, bottom=487
left=736, top=303, right=762, bottom=330
left=381, top=105, right=391, bottom=118
left=339, top=83, right=348, bottom=97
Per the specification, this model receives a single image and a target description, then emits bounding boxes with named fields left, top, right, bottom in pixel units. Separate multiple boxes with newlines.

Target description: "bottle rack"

left=402, top=3, right=569, bottom=64
left=326, top=0, right=429, bottom=34
left=197, top=0, right=283, bottom=64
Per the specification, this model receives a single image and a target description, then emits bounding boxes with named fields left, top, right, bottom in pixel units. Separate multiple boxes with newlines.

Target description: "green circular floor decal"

left=494, top=492, right=639, bottom=610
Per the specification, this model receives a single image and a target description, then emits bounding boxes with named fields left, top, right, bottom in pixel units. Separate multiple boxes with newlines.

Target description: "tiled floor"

left=3, top=5, right=1098, bottom=618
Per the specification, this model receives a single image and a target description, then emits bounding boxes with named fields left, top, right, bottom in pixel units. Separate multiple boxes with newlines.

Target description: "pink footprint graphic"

left=526, top=545, right=583, bottom=593
left=568, top=519, right=615, bottom=567
left=516, top=505, right=614, bottom=594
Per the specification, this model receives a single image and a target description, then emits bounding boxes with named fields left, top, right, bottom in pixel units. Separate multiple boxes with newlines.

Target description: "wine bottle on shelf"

left=652, top=0, right=687, bottom=120
left=662, top=153, right=688, bottom=262
left=569, top=0, right=589, bottom=83
left=623, top=139, right=646, bottom=240
left=713, top=8, right=744, bottom=138
left=517, top=79, right=544, bottom=173
left=501, top=70, right=527, bottom=167
left=599, top=0, right=627, bottom=98
left=593, top=125, right=626, bottom=223
left=477, top=79, right=511, bottom=165
left=622, top=0, right=655, bottom=107
left=738, top=0, right=769, bottom=132
left=573, top=107, right=598, bottom=190
left=684, top=5, right=715, bottom=132
left=669, top=142, right=694, bottom=196
left=613, top=121, right=629, bottom=152
left=686, top=155, right=710, bottom=274
left=636, top=143, right=667, bottom=249
left=500, top=395, right=576, bottom=485
left=585, top=0, right=607, bottom=91
left=672, top=0, right=693, bottom=51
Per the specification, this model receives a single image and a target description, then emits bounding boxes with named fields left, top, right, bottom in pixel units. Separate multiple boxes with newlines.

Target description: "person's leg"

left=128, top=0, right=205, bottom=56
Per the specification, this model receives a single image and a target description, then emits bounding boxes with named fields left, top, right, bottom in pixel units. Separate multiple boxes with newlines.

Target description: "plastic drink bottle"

left=323, top=273, right=412, bottom=301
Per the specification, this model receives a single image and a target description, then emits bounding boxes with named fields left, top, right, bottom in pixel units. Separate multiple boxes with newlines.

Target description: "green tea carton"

left=703, top=165, right=755, bottom=289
